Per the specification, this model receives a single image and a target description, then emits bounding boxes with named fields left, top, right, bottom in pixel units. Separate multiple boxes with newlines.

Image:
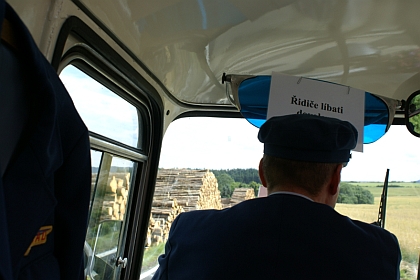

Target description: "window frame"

left=55, top=17, right=164, bottom=279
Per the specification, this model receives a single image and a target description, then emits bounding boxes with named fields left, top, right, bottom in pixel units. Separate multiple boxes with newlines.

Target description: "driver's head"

left=257, top=114, right=357, bottom=198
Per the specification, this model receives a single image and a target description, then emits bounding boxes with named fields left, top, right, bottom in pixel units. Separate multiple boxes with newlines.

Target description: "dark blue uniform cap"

left=258, top=114, right=358, bottom=163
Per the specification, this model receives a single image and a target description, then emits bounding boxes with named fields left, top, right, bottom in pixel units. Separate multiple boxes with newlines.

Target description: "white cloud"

left=342, top=125, right=420, bottom=182
left=60, top=66, right=138, bottom=147
left=160, top=117, right=420, bottom=182
left=159, top=117, right=263, bottom=170
left=60, top=65, right=420, bottom=182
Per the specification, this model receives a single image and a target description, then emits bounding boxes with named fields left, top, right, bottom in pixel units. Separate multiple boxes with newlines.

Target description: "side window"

left=60, top=65, right=139, bottom=148
left=86, top=152, right=135, bottom=280
left=60, top=64, right=144, bottom=280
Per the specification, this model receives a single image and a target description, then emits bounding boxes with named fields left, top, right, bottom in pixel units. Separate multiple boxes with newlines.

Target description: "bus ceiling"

left=7, top=0, right=420, bottom=134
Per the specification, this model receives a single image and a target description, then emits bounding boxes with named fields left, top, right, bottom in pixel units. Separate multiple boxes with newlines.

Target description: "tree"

left=356, top=188, right=374, bottom=204
left=219, top=185, right=233, bottom=198
left=212, top=169, right=260, bottom=184
left=212, top=169, right=262, bottom=197
left=337, top=183, right=357, bottom=204
left=407, top=94, right=420, bottom=134
left=247, top=181, right=261, bottom=196
left=215, top=173, right=235, bottom=198
left=337, top=183, right=374, bottom=204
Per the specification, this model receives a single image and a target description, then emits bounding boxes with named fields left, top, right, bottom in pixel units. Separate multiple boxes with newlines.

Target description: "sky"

left=60, top=65, right=420, bottom=182
left=159, top=117, right=420, bottom=182
left=60, top=66, right=139, bottom=148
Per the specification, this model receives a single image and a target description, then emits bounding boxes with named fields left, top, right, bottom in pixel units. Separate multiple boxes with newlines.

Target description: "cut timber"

left=152, top=169, right=222, bottom=212
left=148, top=169, right=222, bottom=246
left=99, top=172, right=131, bottom=221
left=229, top=188, right=255, bottom=205
left=147, top=198, right=184, bottom=246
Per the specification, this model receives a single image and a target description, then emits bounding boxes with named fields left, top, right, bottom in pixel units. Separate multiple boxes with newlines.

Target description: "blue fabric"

left=153, top=194, right=401, bottom=280
left=0, top=1, right=91, bottom=279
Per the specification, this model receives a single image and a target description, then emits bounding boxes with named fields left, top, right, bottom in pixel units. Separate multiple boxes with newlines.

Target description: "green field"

left=141, top=183, right=420, bottom=278
left=142, top=243, right=165, bottom=272
left=347, top=182, right=420, bottom=197
left=337, top=182, right=420, bottom=279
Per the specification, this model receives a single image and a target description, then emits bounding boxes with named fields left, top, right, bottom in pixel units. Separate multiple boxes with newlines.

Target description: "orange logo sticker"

left=24, top=226, right=53, bottom=256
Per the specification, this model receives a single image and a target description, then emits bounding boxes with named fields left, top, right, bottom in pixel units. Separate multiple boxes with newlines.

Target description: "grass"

left=336, top=184, right=420, bottom=279
left=347, top=182, right=420, bottom=197
left=141, top=243, right=165, bottom=272
left=348, top=182, right=420, bottom=188
left=138, top=183, right=419, bottom=277
left=137, top=183, right=420, bottom=278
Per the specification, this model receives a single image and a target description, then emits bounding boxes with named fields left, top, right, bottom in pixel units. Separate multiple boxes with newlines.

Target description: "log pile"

left=152, top=169, right=222, bottom=212
left=146, top=198, right=184, bottom=247
left=147, top=169, right=222, bottom=246
left=221, top=198, right=232, bottom=208
left=231, top=187, right=255, bottom=203
left=101, top=173, right=130, bottom=221
left=227, top=188, right=256, bottom=206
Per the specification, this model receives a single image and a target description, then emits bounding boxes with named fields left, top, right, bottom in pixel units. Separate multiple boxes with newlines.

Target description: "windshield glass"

left=141, top=117, right=420, bottom=280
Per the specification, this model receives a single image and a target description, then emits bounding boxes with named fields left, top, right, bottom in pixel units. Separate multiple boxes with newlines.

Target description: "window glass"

left=142, top=117, right=420, bottom=280
left=335, top=125, right=420, bottom=280
left=86, top=153, right=135, bottom=280
left=59, top=65, right=142, bottom=279
left=60, top=65, right=139, bottom=148
left=89, top=150, right=102, bottom=210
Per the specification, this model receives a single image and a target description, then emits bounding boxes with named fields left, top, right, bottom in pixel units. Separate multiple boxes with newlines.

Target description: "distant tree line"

left=211, top=169, right=261, bottom=198
left=211, top=169, right=376, bottom=204
left=211, top=169, right=375, bottom=204
left=376, top=185, right=403, bottom=188
left=212, top=169, right=260, bottom=184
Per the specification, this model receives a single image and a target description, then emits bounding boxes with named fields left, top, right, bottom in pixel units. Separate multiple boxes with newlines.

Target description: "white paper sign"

left=267, top=72, right=365, bottom=152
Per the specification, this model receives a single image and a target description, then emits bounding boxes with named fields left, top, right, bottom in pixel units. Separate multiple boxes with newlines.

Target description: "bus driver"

left=152, top=114, right=401, bottom=279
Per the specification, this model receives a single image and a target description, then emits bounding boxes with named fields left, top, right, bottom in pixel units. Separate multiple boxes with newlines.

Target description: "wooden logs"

left=230, top=188, right=255, bottom=205
left=222, top=188, right=256, bottom=208
left=197, top=171, right=223, bottom=210
left=148, top=169, right=222, bottom=246
left=108, top=176, right=118, bottom=193
left=100, top=172, right=130, bottom=221
left=146, top=198, right=185, bottom=247
left=152, top=169, right=222, bottom=212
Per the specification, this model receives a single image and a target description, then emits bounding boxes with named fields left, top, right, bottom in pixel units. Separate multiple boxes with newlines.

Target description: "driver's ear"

left=328, top=164, right=342, bottom=196
left=258, top=158, right=267, bottom=187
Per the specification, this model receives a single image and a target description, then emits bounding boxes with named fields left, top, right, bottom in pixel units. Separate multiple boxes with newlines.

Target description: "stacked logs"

left=101, top=173, right=130, bottom=221
left=221, top=198, right=232, bottom=208
left=147, top=169, right=222, bottom=246
left=152, top=169, right=222, bottom=212
left=227, top=188, right=256, bottom=206
left=146, top=198, right=184, bottom=247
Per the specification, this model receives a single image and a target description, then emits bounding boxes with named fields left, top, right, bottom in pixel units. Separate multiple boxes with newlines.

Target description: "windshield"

left=141, top=117, right=420, bottom=280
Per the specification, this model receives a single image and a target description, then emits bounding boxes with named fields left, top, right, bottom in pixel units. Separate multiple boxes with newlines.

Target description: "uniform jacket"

left=0, top=1, right=91, bottom=279
left=153, top=193, right=401, bottom=280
